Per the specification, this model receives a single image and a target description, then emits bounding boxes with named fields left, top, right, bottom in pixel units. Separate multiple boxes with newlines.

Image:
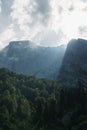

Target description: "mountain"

left=58, top=38, right=87, bottom=87
left=0, top=40, right=65, bottom=79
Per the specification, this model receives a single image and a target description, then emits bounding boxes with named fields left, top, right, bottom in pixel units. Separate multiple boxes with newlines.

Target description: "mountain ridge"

left=0, top=40, right=65, bottom=79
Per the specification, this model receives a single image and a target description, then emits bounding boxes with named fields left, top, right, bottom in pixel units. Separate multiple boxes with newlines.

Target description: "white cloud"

left=11, top=0, right=51, bottom=40
left=0, top=25, right=16, bottom=49
left=11, top=0, right=51, bottom=25
left=10, top=0, right=68, bottom=45
left=1, top=0, right=87, bottom=48
left=49, top=0, right=87, bottom=43
left=78, top=25, right=87, bottom=39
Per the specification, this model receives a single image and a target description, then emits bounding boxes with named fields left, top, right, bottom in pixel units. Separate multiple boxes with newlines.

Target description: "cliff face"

left=0, top=40, right=65, bottom=79
left=58, top=39, right=87, bottom=87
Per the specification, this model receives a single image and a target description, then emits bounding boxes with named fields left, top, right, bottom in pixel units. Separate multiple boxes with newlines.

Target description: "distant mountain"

left=58, top=38, right=87, bottom=87
left=0, top=40, right=65, bottom=79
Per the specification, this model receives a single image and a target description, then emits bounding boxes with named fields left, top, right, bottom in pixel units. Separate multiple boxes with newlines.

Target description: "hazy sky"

left=0, top=0, right=87, bottom=49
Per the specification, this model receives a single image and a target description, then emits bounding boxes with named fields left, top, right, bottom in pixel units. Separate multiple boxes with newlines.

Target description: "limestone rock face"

left=0, top=40, right=65, bottom=79
left=58, top=38, right=87, bottom=87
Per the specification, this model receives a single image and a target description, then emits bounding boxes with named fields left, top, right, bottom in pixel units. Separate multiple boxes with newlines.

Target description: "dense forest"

left=0, top=68, right=87, bottom=130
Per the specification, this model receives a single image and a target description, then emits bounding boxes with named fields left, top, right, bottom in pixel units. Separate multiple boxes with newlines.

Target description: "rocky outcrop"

left=58, top=38, right=87, bottom=87
left=0, top=40, right=65, bottom=79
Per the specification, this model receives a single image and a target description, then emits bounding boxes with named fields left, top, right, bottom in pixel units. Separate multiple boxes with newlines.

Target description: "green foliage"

left=0, top=68, right=87, bottom=130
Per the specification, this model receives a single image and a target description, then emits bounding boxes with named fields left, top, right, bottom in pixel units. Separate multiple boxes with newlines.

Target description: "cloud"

left=11, top=0, right=51, bottom=39
left=81, top=0, right=87, bottom=2
left=0, top=0, right=2, bottom=13
left=50, top=0, right=87, bottom=41
left=1, top=0, right=13, bottom=16
left=31, top=0, right=51, bottom=24
left=0, top=0, right=14, bottom=33
left=11, top=0, right=51, bottom=25
left=78, top=25, right=87, bottom=38
left=11, top=0, right=50, bottom=31
left=33, top=30, right=59, bottom=46
left=1, top=0, right=87, bottom=49
left=0, top=25, right=16, bottom=49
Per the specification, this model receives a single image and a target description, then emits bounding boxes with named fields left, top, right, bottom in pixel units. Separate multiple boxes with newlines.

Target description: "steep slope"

left=58, top=38, right=87, bottom=87
left=0, top=40, right=65, bottom=79
left=0, top=68, right=87, bottom=130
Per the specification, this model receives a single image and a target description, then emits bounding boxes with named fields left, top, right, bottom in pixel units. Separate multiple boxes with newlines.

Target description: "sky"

left=0, top=0, right=87, bottom=49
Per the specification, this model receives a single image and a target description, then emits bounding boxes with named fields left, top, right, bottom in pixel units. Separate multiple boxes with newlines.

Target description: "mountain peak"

left=68, top=38, right=87, bottom=47
left=58, top=38, right=87, bottom=87
left=9, top=40, right=35, bottom=48
left=0, top=41, right=65, bottom=79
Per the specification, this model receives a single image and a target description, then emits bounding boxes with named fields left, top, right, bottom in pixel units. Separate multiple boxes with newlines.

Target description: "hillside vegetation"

left=0, top=68, right=87, bottom=130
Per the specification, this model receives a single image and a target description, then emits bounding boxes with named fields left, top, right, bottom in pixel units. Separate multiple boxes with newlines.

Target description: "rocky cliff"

left=0, top=40, right=65, bottom=79
left=58, top=38, right=87, bottom=87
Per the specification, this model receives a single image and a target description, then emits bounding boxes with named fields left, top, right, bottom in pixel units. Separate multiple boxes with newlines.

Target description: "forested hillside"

left=0, top=68, right=87, bottom=130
